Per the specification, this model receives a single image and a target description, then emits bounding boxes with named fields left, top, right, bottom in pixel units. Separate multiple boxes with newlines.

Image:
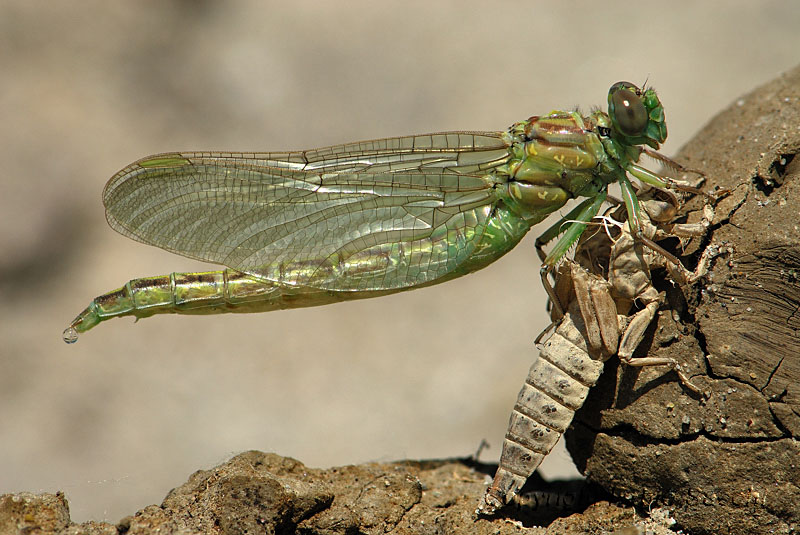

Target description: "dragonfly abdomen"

left=62, top=269, right=390, bottom=343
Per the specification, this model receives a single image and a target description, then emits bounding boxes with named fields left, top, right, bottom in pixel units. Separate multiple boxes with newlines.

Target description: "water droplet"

left=63, top=327, right=79, bottom=344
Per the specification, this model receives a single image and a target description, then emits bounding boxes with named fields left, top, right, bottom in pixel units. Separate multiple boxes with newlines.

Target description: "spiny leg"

left=626, top=152, right=708, bottom=198
left=534, top=196, right=604, bottom=264
left=641, top=148, right=707, bottom=187
left=536, top=192, right=608, bottom=319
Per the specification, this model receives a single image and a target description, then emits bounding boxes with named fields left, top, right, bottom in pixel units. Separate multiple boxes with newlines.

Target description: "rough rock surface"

left=1, top=451, right=681, bottom=534
left=567, top=66, right=800, bottom=535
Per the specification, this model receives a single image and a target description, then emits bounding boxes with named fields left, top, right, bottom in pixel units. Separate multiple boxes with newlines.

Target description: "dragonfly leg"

left=534, top=197, right=601, bottom=263
left=537, top=192, right=608, bottom=319
left=642, top=148, right=708, bottom=186
left=617, top=172, right=644, bottom=237
left=626, top=159, right=715, bottom=203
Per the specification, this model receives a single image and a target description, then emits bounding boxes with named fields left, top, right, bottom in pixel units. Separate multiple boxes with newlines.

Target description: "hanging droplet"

left=62, top=327, right=79, bottom=344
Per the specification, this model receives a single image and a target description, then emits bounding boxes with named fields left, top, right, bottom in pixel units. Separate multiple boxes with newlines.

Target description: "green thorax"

left=493, top=82, right=668, bottom=225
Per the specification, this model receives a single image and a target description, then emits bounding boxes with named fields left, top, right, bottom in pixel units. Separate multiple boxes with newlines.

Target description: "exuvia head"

left=607, top=81, right=667, bottom=149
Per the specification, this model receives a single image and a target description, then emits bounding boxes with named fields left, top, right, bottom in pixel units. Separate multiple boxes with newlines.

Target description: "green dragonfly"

left=64, top=81, right=678, bottom=343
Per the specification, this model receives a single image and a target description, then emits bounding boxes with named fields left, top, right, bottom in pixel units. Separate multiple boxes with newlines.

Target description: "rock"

left=0, top=493, right=72, bottom=534
left=1, top=451, right=680, bottom=534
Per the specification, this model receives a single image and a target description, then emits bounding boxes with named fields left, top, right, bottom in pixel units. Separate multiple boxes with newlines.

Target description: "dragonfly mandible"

left=64, top=81, right=676, bottom=343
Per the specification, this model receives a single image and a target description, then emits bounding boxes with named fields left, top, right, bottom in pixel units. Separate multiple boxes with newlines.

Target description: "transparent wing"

left=103, top=132, right=512, bottom=291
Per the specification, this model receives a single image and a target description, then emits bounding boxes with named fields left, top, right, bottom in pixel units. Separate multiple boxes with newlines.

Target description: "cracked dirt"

left=3, top=67, right=800, bottom=535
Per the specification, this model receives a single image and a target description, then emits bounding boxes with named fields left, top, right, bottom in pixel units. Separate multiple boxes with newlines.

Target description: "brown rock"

left=0, top=493, right=71, bottom=534
left=2, top=451, right=676, bottom=534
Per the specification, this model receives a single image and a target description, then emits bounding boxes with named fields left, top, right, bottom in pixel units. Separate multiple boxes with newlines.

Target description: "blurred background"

left=2, top=0, right=799, bottom=523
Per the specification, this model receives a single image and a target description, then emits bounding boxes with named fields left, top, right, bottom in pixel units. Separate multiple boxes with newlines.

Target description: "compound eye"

left=611, top=87, right=648, bottom=136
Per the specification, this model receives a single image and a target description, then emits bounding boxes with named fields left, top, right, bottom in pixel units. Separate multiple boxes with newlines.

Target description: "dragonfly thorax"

left=498, top=111, right=612, bottom=225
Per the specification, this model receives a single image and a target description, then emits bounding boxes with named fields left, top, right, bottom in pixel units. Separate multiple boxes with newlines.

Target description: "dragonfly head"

left=607, top=81, right=667, bottom=149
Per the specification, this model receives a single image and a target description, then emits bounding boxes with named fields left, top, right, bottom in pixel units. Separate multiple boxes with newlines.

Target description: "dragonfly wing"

left=103, top=132, right=512, bottom=291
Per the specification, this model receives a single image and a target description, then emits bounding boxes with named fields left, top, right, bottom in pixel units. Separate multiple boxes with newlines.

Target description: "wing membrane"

left=103, top=132, right=511, bottom=291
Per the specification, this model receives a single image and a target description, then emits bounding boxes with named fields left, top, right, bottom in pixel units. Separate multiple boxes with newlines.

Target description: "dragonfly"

left=64, top=81, right=680, bottom=343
